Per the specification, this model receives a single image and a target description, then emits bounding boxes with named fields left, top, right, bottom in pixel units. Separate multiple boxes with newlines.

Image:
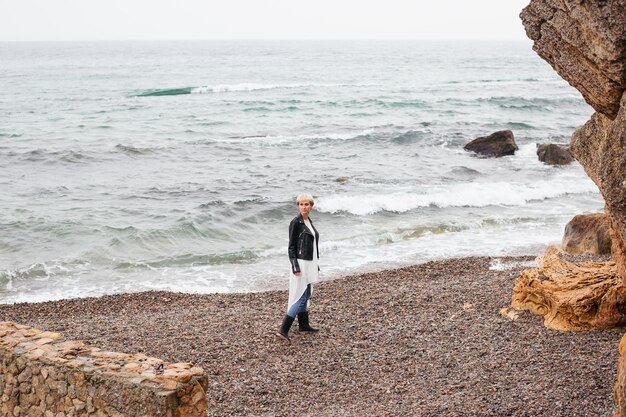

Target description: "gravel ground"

left=0, top=256, right=623, bottom=417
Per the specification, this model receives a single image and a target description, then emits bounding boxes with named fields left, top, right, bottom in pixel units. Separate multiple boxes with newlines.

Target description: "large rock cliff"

left=521, top=0, right=626, bottom=276
left=512, top=0, right=626, bottom=331
left=516, top=2, right=626, bottom=414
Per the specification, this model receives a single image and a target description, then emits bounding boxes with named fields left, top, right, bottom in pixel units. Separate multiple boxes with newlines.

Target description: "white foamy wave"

left=316, top=178, right=599, bottom=215
left=225, top=129, right=375, bottom=145
left=191, top=82, right=346, bottom=94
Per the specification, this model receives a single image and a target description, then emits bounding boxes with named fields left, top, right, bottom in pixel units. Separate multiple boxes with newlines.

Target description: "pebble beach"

left=0, top=256, right=622, bottom=416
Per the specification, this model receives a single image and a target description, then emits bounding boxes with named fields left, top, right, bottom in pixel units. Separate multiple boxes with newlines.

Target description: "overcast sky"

left=1, top=0, right=531, bottom=42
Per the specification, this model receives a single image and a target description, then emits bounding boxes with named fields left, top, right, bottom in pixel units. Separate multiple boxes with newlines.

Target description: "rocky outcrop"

left=0, top=321, right=208, bottom=417
left=514, top=5, right=626, bottom=415
left=536, top=143, right=574, bottom=165
left=571, top=95, right=626, bottom=278
left=520, top=1, right=626, bottom=119
left=517, top=0, right=626, bottom=321
left=463, top=130, right=518, bottom=157
left=521, top=0, right=626, bottom=279
left=511, top=245, right=621, bottom=330
left=562, top=213, right=612, bottom=255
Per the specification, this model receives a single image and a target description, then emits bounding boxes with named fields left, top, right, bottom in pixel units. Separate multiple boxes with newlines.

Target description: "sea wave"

left=315, top=225, right=469, bottom=253
left=135, top=82, right=350, bottom=97
left=316, top=216, right=548, bottom=254
left=476, top=95, right=586, bottom=110
left=341, top=98, right=429, bottom=109
left=113, top=144, right=155, bottom=156
left=0, top=259, right=89, bottom=283
left=114, top=250, right=259, bottom=269
left=440, top=95, right=585, bottom=111
left=488, top=121, right=536, bottom=130
left=5, top=148, right=97, bottom=164
left=136, top=87, right=194, bottom=97
left=219, top=128, right=444, bottom=147
left=443, top=166, right=484, bottom=180
left=218, top=129, right=377, bottom=146
left=0, top=248, right=260, bottom=285
left=315, top=179, right=599, bottom=215
left=445, top=77, right=556, bottom=85
left=390, top=130, right=429, bottom=144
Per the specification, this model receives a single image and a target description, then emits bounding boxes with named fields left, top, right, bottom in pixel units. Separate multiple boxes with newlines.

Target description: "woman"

left=277, top=193, right=320, bottom=343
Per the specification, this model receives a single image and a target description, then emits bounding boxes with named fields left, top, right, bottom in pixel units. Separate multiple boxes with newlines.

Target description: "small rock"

left=499, top=308, right=519, bottom=320
left=536, top=143, right=574, bottom=165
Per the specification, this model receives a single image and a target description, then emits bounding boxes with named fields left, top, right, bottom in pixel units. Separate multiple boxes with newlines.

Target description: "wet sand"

left=0, top=256, right=623, bottom=416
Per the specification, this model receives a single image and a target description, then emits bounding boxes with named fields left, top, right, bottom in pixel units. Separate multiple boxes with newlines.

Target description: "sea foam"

left=316, top=177, right=598, bottom=215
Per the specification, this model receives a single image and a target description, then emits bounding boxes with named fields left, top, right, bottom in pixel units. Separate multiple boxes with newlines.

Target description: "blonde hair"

left=296, top=193, right=315, bottom=206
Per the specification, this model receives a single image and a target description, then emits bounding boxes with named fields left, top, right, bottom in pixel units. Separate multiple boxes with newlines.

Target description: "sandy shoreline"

left=0, top=255, right=623, bottom=416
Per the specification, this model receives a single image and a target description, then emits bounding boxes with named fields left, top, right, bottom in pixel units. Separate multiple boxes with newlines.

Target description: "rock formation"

left=463, top=130, right=518, bottom=157
left=512, top=245, right=620, bottom=330
left=572, top=101, right=626, bottom=277
left=521, top=0, right=626, bottom=276
left=513, top=0, right=626, bottom=330
left=521, top=1, right=626, bottom=119
left=536, top=143, right=574, bottom=165
left=562, top=213, right=612, bottom=255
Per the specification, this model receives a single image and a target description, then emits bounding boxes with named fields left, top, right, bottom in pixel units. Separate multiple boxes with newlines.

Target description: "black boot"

left=298, top=311, right=319, bottom=332
left=276, top=315, right=295, bottom=343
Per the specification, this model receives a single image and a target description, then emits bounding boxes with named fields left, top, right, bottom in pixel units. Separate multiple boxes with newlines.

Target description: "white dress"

left=287, top=218, right=319, bottom=313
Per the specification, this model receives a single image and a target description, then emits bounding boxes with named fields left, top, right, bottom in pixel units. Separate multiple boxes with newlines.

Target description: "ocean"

left=0, top=40, right=600, bottom=304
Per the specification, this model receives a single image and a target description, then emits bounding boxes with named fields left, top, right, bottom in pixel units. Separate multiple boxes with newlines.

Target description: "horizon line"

left=0, top=37, right=531, bottom=43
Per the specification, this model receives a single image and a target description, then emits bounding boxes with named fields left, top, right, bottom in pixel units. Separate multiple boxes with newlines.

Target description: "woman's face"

left=298, top=200, right=313, bottom=217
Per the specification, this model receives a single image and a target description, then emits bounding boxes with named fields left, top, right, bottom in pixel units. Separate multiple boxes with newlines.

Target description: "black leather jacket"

left=288, top=214, right=319, bottom=273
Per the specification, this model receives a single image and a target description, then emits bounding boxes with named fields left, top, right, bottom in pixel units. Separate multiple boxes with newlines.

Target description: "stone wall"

left=0, top=321, right=208, bottom=417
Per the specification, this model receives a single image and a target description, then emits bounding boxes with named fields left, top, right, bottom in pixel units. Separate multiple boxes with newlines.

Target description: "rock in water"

left=562, top=213, right=612, bottom=255
left=463, top=130, right=518, bottom=157
left=536, top=143, right=574, bottom=165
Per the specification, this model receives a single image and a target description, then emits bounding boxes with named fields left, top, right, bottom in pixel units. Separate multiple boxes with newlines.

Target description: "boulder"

left=463, top=130, right=518, bottom=157
left=536, top=143, right=574, bottom=165
left=562, top=213, right=612, bottom=255
left=511, top=245, right=622, bottom=330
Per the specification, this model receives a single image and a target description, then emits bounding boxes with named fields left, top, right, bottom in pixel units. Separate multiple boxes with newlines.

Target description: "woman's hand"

left=294, top=272, right=301, bottom=277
